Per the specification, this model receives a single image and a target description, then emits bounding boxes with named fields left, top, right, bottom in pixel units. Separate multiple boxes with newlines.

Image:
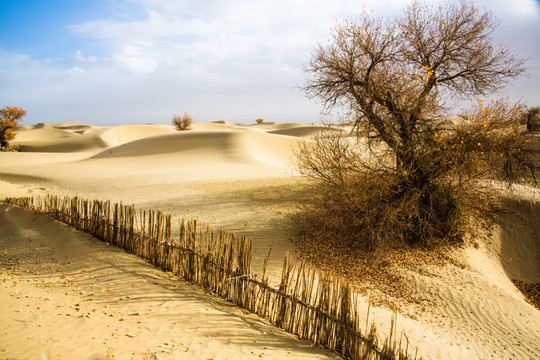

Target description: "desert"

left=0, top=120, right=539, bottom=359
left=2, top=1, right=540, bottom=358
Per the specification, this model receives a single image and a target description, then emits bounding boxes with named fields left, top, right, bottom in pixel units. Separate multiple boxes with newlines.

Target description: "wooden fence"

left=3, top=195, right=418, bottom=360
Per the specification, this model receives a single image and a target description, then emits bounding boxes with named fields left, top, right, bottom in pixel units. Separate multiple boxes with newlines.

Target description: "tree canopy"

left=304, top=0, right=526, bottom=173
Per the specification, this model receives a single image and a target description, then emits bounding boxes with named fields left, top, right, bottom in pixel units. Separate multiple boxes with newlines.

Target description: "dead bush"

left=172, top=112, right=193, bottom=131
left=296, top=99, right=535, bottom=254
left=523, top=106, right=540, bottom=132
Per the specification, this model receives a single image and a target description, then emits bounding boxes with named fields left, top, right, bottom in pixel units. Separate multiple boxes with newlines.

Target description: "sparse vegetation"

left=297, top=0, right=535, bottom=260
left=172, top=112, right=193, bottom=131
left=0, top=106, right=26, bottom=150
left=523, top=106, right=540, bottom=132
left=256, top=118, right=264, bottom=124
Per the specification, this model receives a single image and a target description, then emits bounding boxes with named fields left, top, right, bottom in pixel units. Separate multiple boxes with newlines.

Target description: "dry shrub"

left=296, top=150, right=494, bottom=253
left=256, top=118, right=264, bottom=124
left=296, top=99, right=535, bottom=254
left=172, top=112, right=192, bottom=131
left=523, top=106, right=540, bottom=132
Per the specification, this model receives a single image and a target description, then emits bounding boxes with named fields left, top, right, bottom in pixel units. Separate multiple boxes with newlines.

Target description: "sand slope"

left=92, top=129, right=298, bottom=168
left=1, top=121, right=540, bottom=360
left=402, top=197, right=540, bottom=359
left=0, top=204, right=338, bottom=359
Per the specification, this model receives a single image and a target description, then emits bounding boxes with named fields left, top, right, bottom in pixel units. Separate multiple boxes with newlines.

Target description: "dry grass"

left=172, top=112, right=193, bottom=131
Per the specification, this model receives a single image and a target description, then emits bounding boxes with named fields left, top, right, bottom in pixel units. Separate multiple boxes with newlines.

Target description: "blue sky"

left=1, top=0, right=539, bottom=125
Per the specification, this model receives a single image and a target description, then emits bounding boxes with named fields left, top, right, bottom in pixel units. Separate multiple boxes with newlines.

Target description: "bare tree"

left=299, top=0, right=534, bottom=248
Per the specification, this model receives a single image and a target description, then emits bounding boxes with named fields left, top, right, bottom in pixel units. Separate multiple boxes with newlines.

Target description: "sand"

left=1, top=121, right=540, bottom=359
left=0, top=204, right=337, bottom=359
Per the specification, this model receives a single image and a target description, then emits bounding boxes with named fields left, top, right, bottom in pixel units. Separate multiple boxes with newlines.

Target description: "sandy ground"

left=0, top=204, right=337, bottom=359
left=1, top=121, right=540, bottom=359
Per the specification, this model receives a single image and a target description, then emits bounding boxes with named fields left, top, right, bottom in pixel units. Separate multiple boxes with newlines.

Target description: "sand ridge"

left=1, top=120, right=540, bottom=359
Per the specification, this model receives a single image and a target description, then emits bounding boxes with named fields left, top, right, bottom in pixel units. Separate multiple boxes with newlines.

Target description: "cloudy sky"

left=1, top=0, right=539, bottom=125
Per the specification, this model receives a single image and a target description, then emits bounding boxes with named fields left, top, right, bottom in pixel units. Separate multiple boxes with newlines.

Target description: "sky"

left=1, top=0, right=539, bottom=126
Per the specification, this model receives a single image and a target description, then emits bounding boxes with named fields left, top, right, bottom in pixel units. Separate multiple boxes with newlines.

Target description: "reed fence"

left=3, top=195, right=418, bottom=360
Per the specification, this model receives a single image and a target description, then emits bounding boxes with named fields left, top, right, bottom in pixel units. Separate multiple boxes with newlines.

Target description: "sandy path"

left=0, top=204, right=339, bottom=359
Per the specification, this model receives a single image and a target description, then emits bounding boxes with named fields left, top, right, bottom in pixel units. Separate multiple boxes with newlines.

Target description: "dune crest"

left=98, top=124, right=175, bottom=147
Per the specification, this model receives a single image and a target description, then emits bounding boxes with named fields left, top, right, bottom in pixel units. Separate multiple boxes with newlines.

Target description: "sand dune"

left=12, top=124, right=176, bottom=153
left=92, top=129, right=300, bottom=168
left=17, top=122, right=95, bottom=132
left=54, top=122, right=96, bottom=132
left=12, top=131, right=108, bottom=153
left=397, top=194, right=540, bottom=359
left=13, top=127, right=80, bottom=142
left=268, top=124, right=342, bottom=138
left=194, top=121, right=240, bottom=129
left=255, top=122, right=304, bottom=129
left=498, top=198, right=540, bottom=282
left=212, top=120, right=239, bottom=127
left=98, top=124, right=176, bottom=147
left=1, top=121, right=540, bottom=360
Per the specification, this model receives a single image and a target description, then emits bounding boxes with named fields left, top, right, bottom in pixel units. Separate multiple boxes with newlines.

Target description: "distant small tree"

left=172, top=112, right=192, bottom=131
left=0, top=106, right=26, bottom=149
left=256, top=118, right=264, bottom=124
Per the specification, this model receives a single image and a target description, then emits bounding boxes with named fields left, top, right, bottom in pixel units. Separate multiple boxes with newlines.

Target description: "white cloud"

left=67, top=0, right=400, bottom=77
left=68, top=66, right=85, bottom=75
left=112, top=41, right=159, bottom=73
left=71, top=50, right=98, bottom=63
